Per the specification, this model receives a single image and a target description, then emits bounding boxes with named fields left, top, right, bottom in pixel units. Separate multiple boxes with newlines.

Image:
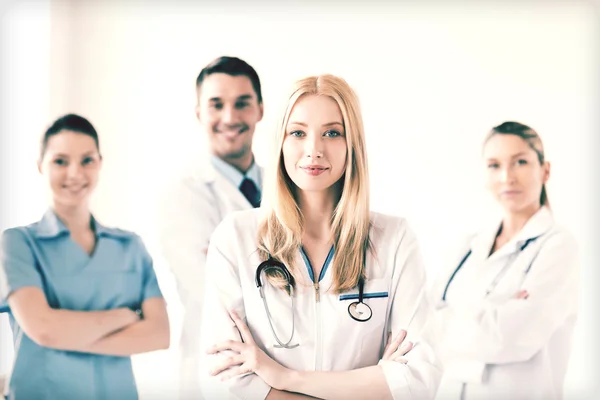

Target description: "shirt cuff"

left=378, top=359, right=412, bottom=400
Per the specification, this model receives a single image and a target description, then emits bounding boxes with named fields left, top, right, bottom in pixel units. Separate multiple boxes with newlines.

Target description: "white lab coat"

left=198, top=209, right=443, bottom=400
left=158, top=159, right=258, bottom=399
left=428, top=206, right=580, bottom=400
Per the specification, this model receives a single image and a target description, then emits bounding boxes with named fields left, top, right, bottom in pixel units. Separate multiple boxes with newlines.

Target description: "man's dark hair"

left=196, top=56, right=262, bottom=103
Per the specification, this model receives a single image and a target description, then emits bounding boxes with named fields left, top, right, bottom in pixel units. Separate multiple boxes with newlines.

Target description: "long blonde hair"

left=257, top=74, right=371, bottom=295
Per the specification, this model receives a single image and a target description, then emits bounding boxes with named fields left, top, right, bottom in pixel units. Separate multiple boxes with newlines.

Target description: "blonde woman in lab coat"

left=430, top=121, right=580, bottom=400
left=197, top=74, right=443, bottom=400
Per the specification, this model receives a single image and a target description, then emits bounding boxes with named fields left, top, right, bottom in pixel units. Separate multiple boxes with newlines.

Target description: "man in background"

left=158, top=56, right=264, bottom=399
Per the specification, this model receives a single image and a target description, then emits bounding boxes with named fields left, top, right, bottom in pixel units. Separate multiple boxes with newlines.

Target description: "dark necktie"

left=240, top=178, right=261, bottom=208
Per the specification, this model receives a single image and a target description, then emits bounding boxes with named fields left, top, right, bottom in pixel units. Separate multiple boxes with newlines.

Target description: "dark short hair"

left=196, top=56, right=263, bottom=103
left=40, top=114, right=100, bottom=160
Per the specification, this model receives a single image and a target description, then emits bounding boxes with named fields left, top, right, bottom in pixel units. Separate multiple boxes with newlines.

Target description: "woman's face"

left=38, top=130, right=102, bottom=210
left=483, top=133, right=549, bottom=214
left=282, top=94, right=348, bottom=195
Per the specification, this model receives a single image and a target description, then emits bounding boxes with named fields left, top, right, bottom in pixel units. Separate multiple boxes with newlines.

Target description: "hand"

left=515, top=290, right=529, bottom=299
left=207, top=310, right=292, bottom=390
left=120, top=307, right=141, bottom=325
left=382, top=329, right=413, bottom=364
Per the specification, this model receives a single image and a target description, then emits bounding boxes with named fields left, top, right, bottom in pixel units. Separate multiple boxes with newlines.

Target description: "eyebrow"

left=510, top=151, right=529, bottom=158
left=53, top=151, right=96, bottom=158
left=208, top=94, right=254, bottom=102
left=486, top=151, right=530, bottom=161
left=288, top=121, right=344, bottom=128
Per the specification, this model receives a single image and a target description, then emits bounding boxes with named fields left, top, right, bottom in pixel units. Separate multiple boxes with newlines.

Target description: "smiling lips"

left=300, top=165, right=328, bottom=176
left=501, top=189, right=521, bottom=197
left=62, top=184, right=87, bottom=195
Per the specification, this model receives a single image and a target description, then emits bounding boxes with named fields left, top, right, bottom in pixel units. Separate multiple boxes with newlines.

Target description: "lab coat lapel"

left=213, top=171, right=253, bottom=210
left=481, top=206, right=555, bottom=263
left=196, top=161, right=254, bottom=210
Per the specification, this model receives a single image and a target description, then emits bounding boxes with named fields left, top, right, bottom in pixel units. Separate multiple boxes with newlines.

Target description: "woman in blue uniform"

left=0, top=114, right=170, bottom=400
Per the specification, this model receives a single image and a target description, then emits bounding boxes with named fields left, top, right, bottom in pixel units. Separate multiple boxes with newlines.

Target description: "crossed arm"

left=199, top=217, right=442, bottom=400
left=8, top=287, right=169, bottom=355
left=207, top=311, right=413, bottom=400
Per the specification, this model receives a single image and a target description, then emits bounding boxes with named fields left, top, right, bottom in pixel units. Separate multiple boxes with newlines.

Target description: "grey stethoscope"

left=255, top=256, right=372, bottom=349
left=442, top=235, right=542, bottom=301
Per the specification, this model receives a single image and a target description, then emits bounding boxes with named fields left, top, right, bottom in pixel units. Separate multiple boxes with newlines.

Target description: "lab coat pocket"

left=338, top=278, right=390, bottom=366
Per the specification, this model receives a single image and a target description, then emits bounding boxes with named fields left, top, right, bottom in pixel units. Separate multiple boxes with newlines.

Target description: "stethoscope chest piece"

left=348, top=277, right=372, bottom=322
left=348, top=301, right=372, bottom=322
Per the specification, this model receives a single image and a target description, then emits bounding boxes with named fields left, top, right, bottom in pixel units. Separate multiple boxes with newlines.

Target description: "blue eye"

left=289, top=130, right=304, bottom=137
left=324, top=130, right=341, bottom=137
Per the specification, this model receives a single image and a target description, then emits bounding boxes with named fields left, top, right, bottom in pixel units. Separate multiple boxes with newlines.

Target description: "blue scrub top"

left=0, top=209, right=164, bottom=400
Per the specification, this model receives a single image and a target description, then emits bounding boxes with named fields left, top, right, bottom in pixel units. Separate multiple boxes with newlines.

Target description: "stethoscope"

left=442, top=235, right=542, bottom=301
left=255, top=255, right=372, bottom=349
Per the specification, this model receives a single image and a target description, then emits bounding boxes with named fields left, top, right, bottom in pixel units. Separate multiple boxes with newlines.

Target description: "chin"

left=54, top=196, right=89, bottom=210
left=500, top=200, right=534, bottom=214
left=220, top=146, right=249, bottom=160
left=293, top=181, right=334, bottom=193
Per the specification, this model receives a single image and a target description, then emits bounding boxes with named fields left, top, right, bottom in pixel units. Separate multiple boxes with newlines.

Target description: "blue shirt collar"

left=34, top=209, right=131, bottom=239
left=210, top=155, right=262, bottom=190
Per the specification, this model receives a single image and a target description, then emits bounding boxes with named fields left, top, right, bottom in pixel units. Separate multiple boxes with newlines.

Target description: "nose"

left=67, top=162, right=83, bottom=180
left=305, top=131, right=324, bottom=159
left=221, top=105, right=241, bottom=126
left=499, top=165, right=516, bottom=183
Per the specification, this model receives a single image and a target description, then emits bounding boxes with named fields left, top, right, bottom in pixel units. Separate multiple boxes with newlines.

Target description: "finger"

left=392, top=341, right=414, bottom=358
left=515, top=290, right=529, bottom=299
left=382, top=333, right=393, bottom=356
left=206, top=340, right=244, bottom=354
left=209, top=354, right=245, bottom=376
left=218, top=365, right=254, bottom=381
left=230, top=310, right=256, bottom=345
left=393, top=356, right=408, bottom=364
left=383, top=329, right=407, bottom=359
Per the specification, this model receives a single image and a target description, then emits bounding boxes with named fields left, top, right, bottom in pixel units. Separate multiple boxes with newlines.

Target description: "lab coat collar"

left=35, top=208, right=132, bottom=240
left=193, top=155, right=263, bottom=210
left=471, top=206, right=554, bottom=260
left=210, top=154, right=262, bottom=191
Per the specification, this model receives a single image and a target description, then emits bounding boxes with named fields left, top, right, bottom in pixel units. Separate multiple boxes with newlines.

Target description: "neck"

left=221, top=152, right=254, bottom=174
left=297, top=189, right=339, bottom=241
left=500, top=203, right=542, bottom=239
left=52, top=203, right=92, bottom=233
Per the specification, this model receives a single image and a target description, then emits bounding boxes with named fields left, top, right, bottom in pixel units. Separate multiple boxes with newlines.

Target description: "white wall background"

left=1, top=0, right=598, bottom=398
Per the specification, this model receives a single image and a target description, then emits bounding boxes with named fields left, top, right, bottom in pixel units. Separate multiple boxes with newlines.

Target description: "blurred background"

left=1, top=0, right=598, bottom=398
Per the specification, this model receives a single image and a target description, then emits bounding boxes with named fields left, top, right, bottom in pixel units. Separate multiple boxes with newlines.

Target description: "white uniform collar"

left=470, top=206, right=554, bottom=260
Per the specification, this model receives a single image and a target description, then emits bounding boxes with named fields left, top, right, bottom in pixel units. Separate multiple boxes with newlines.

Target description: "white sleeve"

left=157, top=178, right=219, bottom=305
left=378, top=221, right=444, bottom=400
left=198, top=216, right=271, bottom=400
left=435, top=229, right=580, bottom=365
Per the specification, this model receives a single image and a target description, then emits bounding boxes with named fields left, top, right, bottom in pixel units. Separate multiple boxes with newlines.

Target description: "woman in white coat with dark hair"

left=197, top=74, right=443, bottom=400
left=430, top=121, right=580, bottom=400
